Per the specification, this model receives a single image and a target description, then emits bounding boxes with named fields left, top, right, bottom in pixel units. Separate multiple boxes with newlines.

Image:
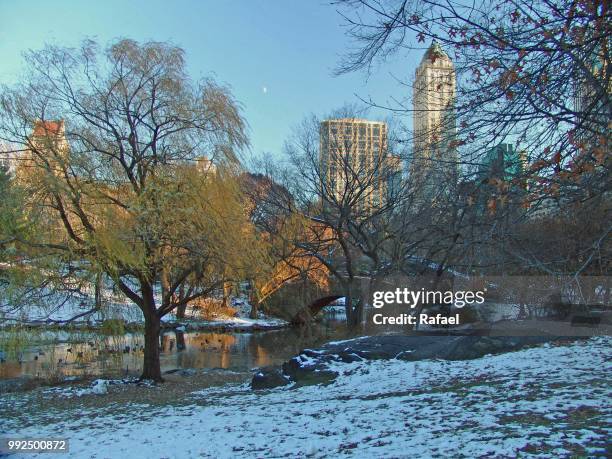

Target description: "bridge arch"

left=290, top=295, right=344, bottom=325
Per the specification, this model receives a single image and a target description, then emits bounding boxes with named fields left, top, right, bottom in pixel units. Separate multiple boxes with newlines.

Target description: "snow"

left=0, top=292, right=141, bottom=325
left=90, top=379, right=109, bottom=395
left=2, top=337, right=610, bottom=458
left=326, top=335, right=372, bottom=346
left=184, top=315, right=287, bottom=329
left=43, top=379, right=110, bottom=397
left=41, top=378, right=155, bottom=397
left=0, top=292, right=288, bottom=330
left=159, top=297, right=288, bottom=329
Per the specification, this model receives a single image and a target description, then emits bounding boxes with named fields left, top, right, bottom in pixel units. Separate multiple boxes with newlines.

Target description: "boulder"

left=249, top=334, right=574, bottom=391
left=251, top=367, right=291, bottom=390
left=281, top=356, right=338, bottom=387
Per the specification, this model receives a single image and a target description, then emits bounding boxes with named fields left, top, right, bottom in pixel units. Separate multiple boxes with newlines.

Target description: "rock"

left=248, top=334, right=572, bottom=391
left=395, top=350, right=418, bottom=361
left=281, top=356, right=338, bottom=387
left=163, top=368, right=197, bottom=376
left=336, top=350, right=364, bottom=363
left=178, top=369, right=197, bottom=377
left=472, top=339, right=491, bottom=352
left=251, top=367, right=291, bottom=390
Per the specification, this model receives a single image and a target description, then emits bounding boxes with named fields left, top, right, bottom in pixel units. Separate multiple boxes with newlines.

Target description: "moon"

left=262, top=86, right=268, bottom=94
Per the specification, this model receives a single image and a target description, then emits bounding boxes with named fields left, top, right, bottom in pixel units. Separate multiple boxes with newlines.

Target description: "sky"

left=0, top=0, right=424, bottom=159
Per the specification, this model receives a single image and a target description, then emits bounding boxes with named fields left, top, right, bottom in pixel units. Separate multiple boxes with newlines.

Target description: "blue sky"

left=0, top=0, right=423, bottom=158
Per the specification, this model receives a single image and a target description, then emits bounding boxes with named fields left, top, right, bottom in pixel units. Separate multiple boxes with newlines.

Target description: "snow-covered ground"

left=166, top=314, right=287, bottom=330
left=189, top=297, right=286, bottom=329
left=2, top=337, right=610, bottom=458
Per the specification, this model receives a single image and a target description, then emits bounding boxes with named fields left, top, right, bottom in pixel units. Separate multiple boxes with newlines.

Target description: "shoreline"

left=0, top=317, right=290, bottom=334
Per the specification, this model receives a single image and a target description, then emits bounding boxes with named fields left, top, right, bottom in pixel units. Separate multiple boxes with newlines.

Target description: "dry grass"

left=0, top=369, right=251, bottom=430
left=190, top=298, right=237, bottom=321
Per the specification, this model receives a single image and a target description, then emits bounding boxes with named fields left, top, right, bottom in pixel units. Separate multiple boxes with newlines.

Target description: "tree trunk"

left=344, top=283, right=356, bottom=326
left=141, top=312, right=163, bottom=382
left=222, top=281, right=232, bottom=307
left=249, top=288, right=259, bottom=319
left=94, top=272, right=102, bottom=310
left=354, top=277, right=374, bottom=327
left=175, top=330, right=186, bottom=351
left=175, top=303, right=187, bottom=319
left=249, top=301, right=259, bottom=319
left=175, top=284, right=187, bottom=319
left=353, top=299, right=364, bottom=327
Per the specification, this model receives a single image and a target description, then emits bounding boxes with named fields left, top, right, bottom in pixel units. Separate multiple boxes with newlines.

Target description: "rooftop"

left=32, top=120, right=64, bottom=137
left=420, top=41, right=452, bottom=65
left=322, top=118, right=386, bottom=124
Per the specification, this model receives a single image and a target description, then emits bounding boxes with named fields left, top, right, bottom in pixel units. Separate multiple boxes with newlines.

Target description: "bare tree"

left=266, top=107, right=432, bottom=325
left=333, top=0, right=610, bottom=276
left=0, top=39, right=249, bottom=381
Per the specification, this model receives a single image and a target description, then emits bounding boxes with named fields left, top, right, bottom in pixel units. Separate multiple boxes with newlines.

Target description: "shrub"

left=100, top=319, right=125, bottom=336
left=190, top=298, right=237, bottom=321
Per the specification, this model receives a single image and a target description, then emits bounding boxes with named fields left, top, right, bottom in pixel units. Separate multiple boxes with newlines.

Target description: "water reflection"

left=0, top=317, right=358, bottom=380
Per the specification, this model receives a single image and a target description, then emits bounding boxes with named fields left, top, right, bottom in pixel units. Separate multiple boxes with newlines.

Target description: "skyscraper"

left=411, top=42, right=457, bottom=200
left=319, top=118, right=400, bottom=213
left=574, top=40, right=610, bottom=144
left=467, top=143, right=528, bottom=216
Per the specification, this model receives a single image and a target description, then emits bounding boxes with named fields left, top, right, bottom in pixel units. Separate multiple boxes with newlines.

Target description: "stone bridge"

left=289, top=256, right=464, bottom=325
left=290, top=294, right=346, bottom=326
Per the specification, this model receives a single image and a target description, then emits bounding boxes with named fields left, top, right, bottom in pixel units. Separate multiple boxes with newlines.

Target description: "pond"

left=0, top=315, right=365, bottom=381
left=0, top=302, right=535, bottom=382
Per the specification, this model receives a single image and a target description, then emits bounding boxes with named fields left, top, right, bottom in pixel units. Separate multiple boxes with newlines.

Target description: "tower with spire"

left=411, top=41, right=457, bottom=202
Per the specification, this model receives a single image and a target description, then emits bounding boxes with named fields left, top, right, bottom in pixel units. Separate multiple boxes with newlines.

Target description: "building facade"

left=15, top=120, right=69, bottom=183
left=477, top=143, right=525, bottom=182
left=411, top=42, right=457, bottom=201
left=319, top=118, right=400, bottom=213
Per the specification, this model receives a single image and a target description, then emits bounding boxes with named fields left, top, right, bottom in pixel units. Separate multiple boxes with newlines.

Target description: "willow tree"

left=0, top=39, right=249, bottom=381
